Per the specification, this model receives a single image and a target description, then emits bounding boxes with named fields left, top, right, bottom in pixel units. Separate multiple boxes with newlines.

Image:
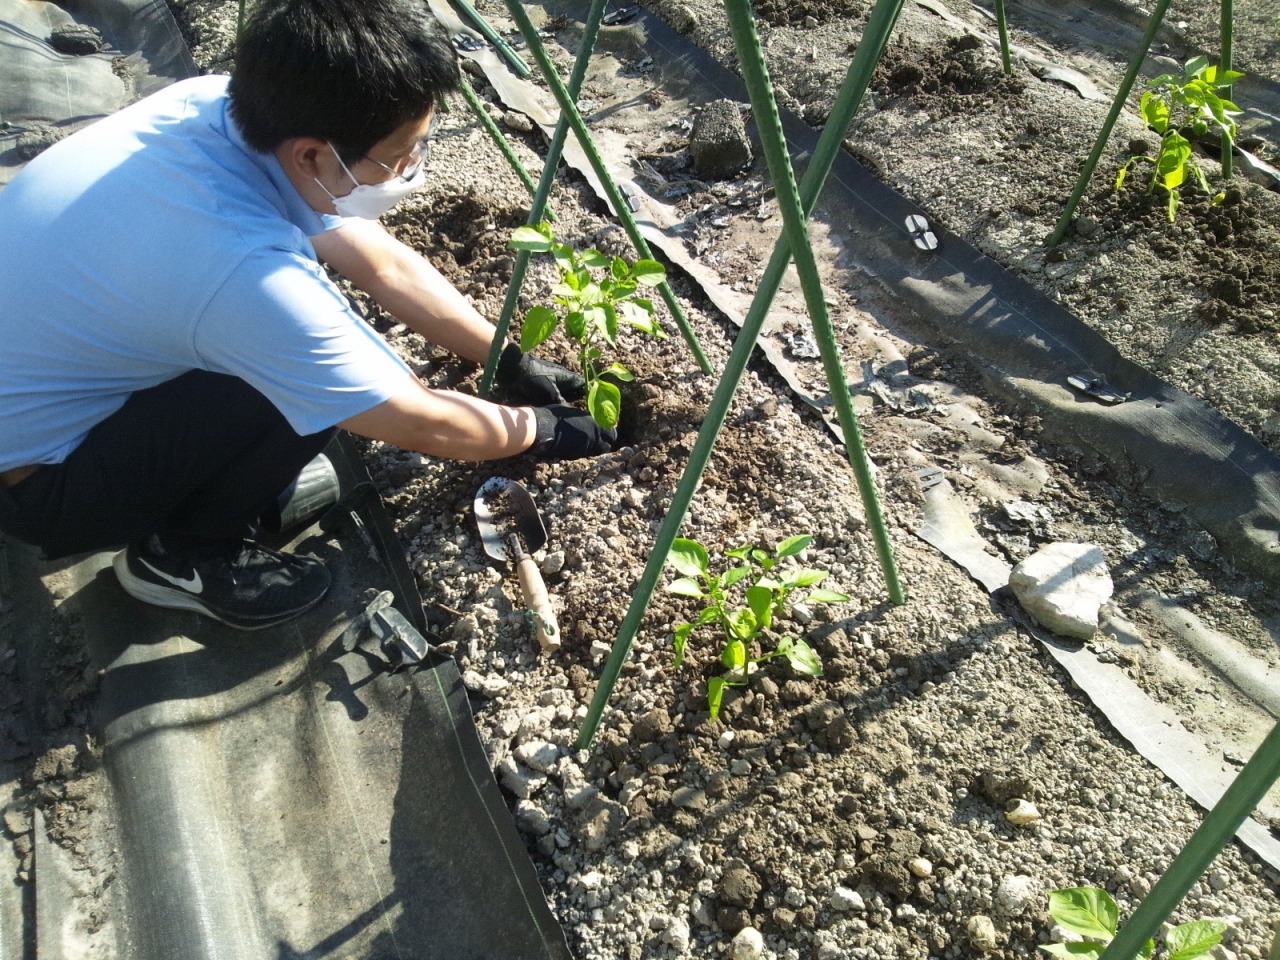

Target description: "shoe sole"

left=112, top=551, right=329, bottom=631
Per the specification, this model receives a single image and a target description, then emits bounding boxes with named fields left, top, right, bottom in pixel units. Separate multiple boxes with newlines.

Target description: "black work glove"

left=496, top=343, right=586, bottom=404
left=531, top=405, right=618, bottom=461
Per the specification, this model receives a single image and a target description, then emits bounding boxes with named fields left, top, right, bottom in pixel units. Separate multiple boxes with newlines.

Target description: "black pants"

left=0, top=371, right=335, bottom=560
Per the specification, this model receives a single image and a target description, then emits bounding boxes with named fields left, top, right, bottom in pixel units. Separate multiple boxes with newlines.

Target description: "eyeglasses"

left=365, top=115, right=439, bottom=183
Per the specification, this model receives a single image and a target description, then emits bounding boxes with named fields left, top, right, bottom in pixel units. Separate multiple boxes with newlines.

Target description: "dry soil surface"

left=11, top=1, right=1280, bottom=958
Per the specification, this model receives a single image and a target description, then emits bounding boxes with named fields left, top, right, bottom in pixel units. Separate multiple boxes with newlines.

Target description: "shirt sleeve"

left=193, top=246, right=414, bottom=436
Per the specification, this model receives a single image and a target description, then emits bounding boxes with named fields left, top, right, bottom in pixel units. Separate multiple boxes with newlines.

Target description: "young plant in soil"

left=664, top=534, right=848, bottom=720
left=1114, top=56, right=1244, bottom=222
left=1040, top=886, right=1226, bottom=960
left=509, top=221, right=666, bottom=429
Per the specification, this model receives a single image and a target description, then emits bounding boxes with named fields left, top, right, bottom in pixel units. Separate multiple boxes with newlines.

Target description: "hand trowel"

left=474, top=477, right=559, bottom=652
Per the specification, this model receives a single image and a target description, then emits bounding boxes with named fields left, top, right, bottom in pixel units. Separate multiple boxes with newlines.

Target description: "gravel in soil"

left=6, top=1, right=1277, bottom=958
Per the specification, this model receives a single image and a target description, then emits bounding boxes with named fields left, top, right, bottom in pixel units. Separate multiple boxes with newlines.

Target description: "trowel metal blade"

left=474, top=477, right=547, bottom=564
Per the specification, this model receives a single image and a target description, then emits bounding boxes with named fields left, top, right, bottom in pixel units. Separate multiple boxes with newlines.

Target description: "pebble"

left=729, top=926, right=765, bottom=960
left=540, top=550, right=566, bottom=575
left=830, top=886, right=864, bottom=911
left=967, top=915, right=1000, bottom=952
left=514, top=740, right=560, bottom=774
left=994, top=875, right=1041, bottom=917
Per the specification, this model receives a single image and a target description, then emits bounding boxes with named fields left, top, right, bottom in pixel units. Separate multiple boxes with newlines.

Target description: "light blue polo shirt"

left=0, top=75, right=413, bottom=473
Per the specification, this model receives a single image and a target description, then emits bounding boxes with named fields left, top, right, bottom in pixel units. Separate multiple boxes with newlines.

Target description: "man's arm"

left=312, top=218, right=495, bottom=363
left=340, top=374, right=538, bottom=460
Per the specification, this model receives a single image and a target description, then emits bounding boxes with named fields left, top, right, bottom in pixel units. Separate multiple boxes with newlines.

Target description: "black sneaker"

left=112, top=534, right=330, bottom=630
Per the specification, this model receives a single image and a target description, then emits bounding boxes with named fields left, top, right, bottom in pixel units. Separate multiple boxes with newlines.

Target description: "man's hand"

left=497, top=344, right=586, bottom=404
left=531, top=405, right=618, bottom=460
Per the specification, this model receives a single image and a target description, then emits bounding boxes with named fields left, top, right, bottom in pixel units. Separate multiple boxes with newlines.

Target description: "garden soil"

left=8, top=0, right=1280, bottom=957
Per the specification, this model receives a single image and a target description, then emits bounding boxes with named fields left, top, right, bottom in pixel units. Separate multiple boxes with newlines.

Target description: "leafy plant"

left=664, top=534, right=849, bottom=720
left=1041, top=886, right=1227, bottom=960
left=509, top=221, right=666, bottom=429
left=1114, top=56, right=1244, bottom=222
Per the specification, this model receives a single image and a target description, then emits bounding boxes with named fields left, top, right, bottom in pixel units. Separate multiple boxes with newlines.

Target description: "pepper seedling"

left=1114, top=56, right=1244, bottom=222
left=508, top=221, right=666, bottom=429
left=1040, top=886, right=1226, bottom=960
left=664, top=534, right=849, bottom=721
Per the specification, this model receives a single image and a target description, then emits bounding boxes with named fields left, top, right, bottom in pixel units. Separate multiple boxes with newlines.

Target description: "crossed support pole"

left=575, top=0, right=909, bottom=753
left=478, top=0, right=714, bottom=396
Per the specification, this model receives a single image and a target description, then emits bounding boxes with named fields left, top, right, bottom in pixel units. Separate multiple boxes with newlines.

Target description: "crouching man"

left=0, top=0, right=615, bottom=629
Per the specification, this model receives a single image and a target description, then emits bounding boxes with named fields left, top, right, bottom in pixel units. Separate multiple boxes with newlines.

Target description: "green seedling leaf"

left=1047, top=888, right=1119, bottom=941
left=778, top=636, right=823, bottom=676
left=707, top=677, right=726, bottom=720
left=721, top=639, right=747, bottom=671
left=783, top=569, right=828, bottom=589
left=722, top=565, right=752, bottom=588
left=509, top=224, right=554, bottom=251
left=1184, top=54, right=1209, bottom=80
left=587, top=379, right=621, bottom=429
left=726, top=609, right=756, bottom=642
left=807, top=588, right=851, bottom=604
left=746, top=585, right=774, bottom=629
left=520, top=305, right=558, bottom=352
left=665, top=577, right=705, bottom=599
left=565, top=310, right=587, bottom=342
left=631, top=259, right=667, bottom=286
left=672, top=623, right=693, bottom=666
left=668, top=538, right=710, bottom=577
left=775, top=534, right=813, bottom=558
left=601, top=362, right=634, bottom=382
left=610, top=256, right=629, bottom=280
left=1165, top=920, right=1227, bottom=960
left=579, top=248, right=610, bottom=269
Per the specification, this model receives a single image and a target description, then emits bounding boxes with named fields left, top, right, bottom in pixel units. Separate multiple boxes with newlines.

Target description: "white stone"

left=830, top=885, right=864, bottom=911
left=660, top=915, right=691, bottom=952
left=908, top=857, right=933, bottom=877
left=1009, top=542, right=1113, bottom=640
left=1005, top=798, right=1043, bottom=825
left=514, top=740, right=560, bottom=774
left=729, top=926, right=765, bottom=960
left=994, top=874, right=1041, bottom=917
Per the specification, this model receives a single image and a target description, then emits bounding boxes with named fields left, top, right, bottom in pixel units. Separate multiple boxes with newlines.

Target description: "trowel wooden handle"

left=515, top=553, right=560, bottom=652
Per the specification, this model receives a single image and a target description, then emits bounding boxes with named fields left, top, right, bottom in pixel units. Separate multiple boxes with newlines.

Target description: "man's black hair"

left=228, top=0, right=460, bottom=161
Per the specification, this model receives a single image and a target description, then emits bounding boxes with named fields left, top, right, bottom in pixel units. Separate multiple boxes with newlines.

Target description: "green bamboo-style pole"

left=724, top=0, right=903, bottom=604
left=1101, top=719, right=1280, bottom=959
left=456, top=75, right=553, bottom=217
left=1047, top=0, right=1174, bottom=247
left=500, top=0, right=714, bottom=375
left=450, top=0, right=532, bottom=78
left=1220, top=0, right=1234, bottom=177
left=575, top=0, right=907, bottom=751
left=994, top=0, right=1012, bottom=76
left=479, top=0, right=611, bottom=395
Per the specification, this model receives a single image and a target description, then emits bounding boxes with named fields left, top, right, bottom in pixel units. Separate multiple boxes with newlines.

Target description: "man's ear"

left=278, top=136, right=331, bottom=179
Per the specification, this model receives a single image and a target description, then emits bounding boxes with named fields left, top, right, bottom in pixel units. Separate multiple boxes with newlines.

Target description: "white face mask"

left=315, top=144, right=425, bottom=219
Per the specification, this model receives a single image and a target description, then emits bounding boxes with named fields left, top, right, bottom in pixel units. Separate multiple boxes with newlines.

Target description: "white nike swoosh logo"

left=139, top=557, right=203, bottom=594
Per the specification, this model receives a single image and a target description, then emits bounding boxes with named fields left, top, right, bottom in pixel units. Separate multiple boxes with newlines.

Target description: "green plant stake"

left=479, top=0, right=612, bottom=397
left=1113, top=57, right=1243, bottom=222
left=1048, top=0, right=1174, bottom=246
left=1220, top=0, right=1234, bottom=178
left=1042, top=886, right=1225, bottom=959
left=994, top=0, right=1012, bottom=76
left=665, top=535, right=846, bottom=719
left=576, top=0, right=907, bottom=751
left=457, top=75, right=554, bottom=219
left=448, top=0, right=532, bottom=79
left=509, top=222, right=666, bottom=428
left=500, top=0, right=713, bottom=376
left=1099, top=717, right=1280, bottom=960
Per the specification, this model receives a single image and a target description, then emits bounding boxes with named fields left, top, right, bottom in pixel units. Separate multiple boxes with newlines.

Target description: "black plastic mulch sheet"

left=0, top=437, right=573, bottom=960
left=0, top=0, right=196, bottom=185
